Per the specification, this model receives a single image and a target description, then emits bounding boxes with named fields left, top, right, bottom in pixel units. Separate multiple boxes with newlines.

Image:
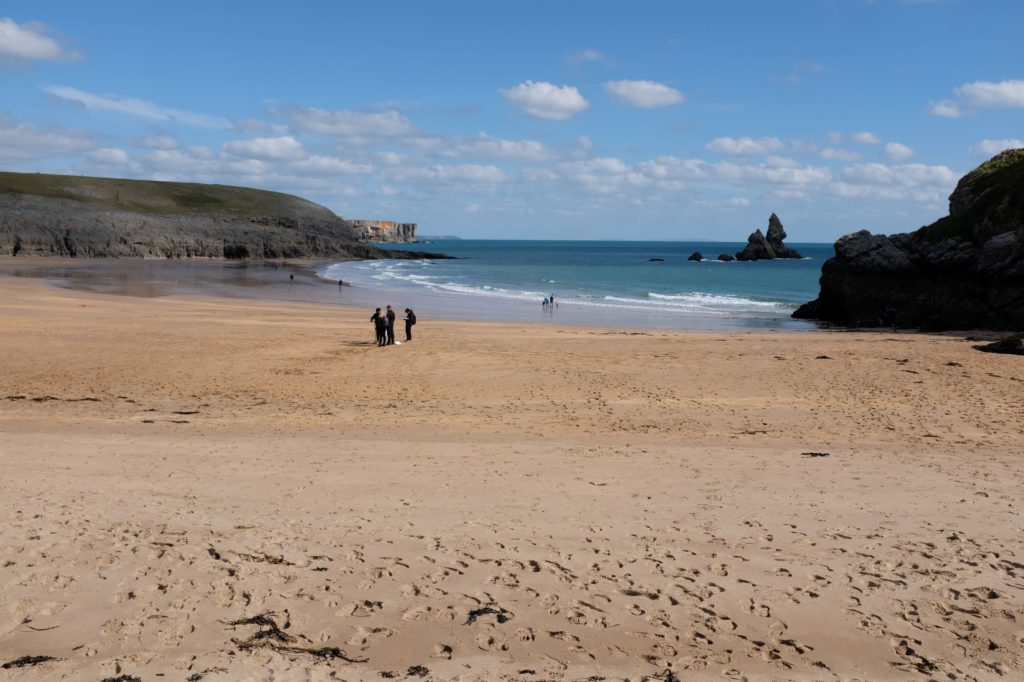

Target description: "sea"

left=319, top=240, right=833, bottom=332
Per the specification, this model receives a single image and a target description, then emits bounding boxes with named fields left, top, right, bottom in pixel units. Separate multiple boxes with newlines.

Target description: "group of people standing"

left=370, top=305, right=416, bottom=347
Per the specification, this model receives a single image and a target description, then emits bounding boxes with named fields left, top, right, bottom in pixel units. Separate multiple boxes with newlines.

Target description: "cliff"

left=793, top=149, right=1024, bottom=330
left=735, top=213, right=803, bottom=260
left=349, top=219, right=417, bottom=243
left=0, top=172, right=439, bottom=260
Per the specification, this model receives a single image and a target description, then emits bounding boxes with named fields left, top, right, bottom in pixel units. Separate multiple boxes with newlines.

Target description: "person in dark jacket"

left=385, top=305, right=396, bottom=345
left=370, top=308, right=386, bottom=346
left=404, top=308, right=416, bottom=341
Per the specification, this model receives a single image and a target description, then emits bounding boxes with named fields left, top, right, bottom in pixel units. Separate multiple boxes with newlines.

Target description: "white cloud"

left=928, top=99, right=963, bottom=118
left=834, top=162, right=957, bottom=202
left=820, top=147, right=859, bottom=161
left=442, top=133, right=550, bottom=162
left=84, top=147, right=130, bottom=165
left=956, top=79, right=1024, bottom=108
left=500, top=81, right=589, bottom=121
left=559, top=157, right=650, bottom=194
left=604, top=80, right=685, bottom=108
left=290, top=154, right=371, bottom=174
left=129, top=134, right=179, bottom=150
left=280, top=107, right=416, bottom=137
left=567, top=48, right=610, bottom=65
left=0, top=116, right=97, bottom=163
left=396, top=163, right=506, bottom=184
left=0, top=17, right=79, bottom=62
left=638, top=155, right=711, bottom=180
left=723, top=197, right=751, bottom=208
left=223, top=135, right=306, bottom=160
left=970, top=138, right=1024, bottom=157
left=43, top=85, right=230, bottom=128
left=883, top=142, right=915, bottom=161
left=706, top=136, right=783, bottom=155
left=852, top=131, right=881, bottom=145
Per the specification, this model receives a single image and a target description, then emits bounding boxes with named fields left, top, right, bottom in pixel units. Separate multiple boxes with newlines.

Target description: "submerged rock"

left=718, top=253, right=735, bottom=262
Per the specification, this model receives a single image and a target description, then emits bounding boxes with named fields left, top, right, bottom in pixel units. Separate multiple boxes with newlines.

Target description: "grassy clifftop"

left=0, top=172, right=328, bottom=216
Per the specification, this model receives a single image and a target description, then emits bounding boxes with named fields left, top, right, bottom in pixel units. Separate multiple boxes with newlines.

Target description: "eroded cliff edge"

left=0, top=172, right=441, bottom=260
left=794, top=149, right=1024, bottom=330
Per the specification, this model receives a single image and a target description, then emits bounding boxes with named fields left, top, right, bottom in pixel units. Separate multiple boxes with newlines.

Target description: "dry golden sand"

left=0, top=274, right=1022, bottom=682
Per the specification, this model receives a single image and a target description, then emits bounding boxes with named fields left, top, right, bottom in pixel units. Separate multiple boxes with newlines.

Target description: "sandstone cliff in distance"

left=0, top=172, right=443, bottom=260
left=349, top=220, right=417, bottom=243
left=794, top=149, right=1024, bottom=331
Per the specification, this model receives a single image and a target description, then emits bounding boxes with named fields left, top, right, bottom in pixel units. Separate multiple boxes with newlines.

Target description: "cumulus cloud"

left=604, top=80, right=685, bottom=108
left=970, top=138, right=1024, bottom=157
left=831, top=162, right=957, bottom=202
left=290, top=154, right=371, bottom=174
left=129, top=134, right=179, bottom=150
left=442, top=133, right=550, bottom=161
left=278, top=106, right=416, bottom=138
left=567, top=48, right=610, bottom=65
left=223, top=135, right=306, bottom=160
left=84, top=147, right=131, bottom=165
left=396, top=163, right=506, bottom=184
left=852, top=131, right=881, bottom=145
left=820, top=147, right=860, bottom=161
left=883, top=142, right=915, bottom=160
left=706, top=136, right=784, bottom=155
left=0, top=116, right=97, bottom=163
left=0, top=17, right=80, bottom=62
left=43, top=85, right=231, bottom=128
left=499, top=81, right=589, bottom=121
left=928, top=99, right=963, bottom=118
left=956, top=79, right=1024, bottom=108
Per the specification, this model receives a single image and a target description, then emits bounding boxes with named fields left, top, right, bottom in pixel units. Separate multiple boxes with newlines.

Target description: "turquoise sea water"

left=320, top=240, right=833, bottom=331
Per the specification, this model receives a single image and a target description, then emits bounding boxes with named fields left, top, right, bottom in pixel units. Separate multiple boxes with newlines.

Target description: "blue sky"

left=1, top=1, right=1021, bottom=241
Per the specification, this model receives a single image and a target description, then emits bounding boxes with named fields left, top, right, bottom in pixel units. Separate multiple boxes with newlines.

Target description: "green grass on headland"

left=0, top=171, right=326, bottom=216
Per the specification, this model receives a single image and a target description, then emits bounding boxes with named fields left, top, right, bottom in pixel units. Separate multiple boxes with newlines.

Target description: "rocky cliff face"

left=0, top=172, right=435, bottom=260
left=349, top=220, right=417, bottom=243
left=736, top=213, right=803, bottom=260
left=793, top=149, right=1024, bottom=330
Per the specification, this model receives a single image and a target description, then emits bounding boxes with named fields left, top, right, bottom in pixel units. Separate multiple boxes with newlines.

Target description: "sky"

left=1, top=1, right=1021, bottom=242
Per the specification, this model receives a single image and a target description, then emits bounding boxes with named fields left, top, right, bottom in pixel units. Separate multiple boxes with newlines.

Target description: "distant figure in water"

left=550, top=293, right=557, bottom=308
left=289, top=273, right=294, bottom=282
left=370, top=307, right=386, bottom=346
left=542, top=297, right=549, bottom=307
left=404, top=308, right=416, bottom=341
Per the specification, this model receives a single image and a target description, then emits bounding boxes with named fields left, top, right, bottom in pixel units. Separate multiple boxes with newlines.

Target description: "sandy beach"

left=1, top=268, right=1022, bottom=682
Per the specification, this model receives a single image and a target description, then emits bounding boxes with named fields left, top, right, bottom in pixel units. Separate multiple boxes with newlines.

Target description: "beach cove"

left=1, top=265, right=1022, bottom=681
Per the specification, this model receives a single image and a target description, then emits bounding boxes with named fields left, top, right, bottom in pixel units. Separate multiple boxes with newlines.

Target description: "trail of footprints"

left=3, top=504, right=1022, bottom=681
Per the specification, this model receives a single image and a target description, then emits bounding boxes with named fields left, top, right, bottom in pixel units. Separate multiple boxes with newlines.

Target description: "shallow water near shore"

left=0, top=239, right=829, bottom=331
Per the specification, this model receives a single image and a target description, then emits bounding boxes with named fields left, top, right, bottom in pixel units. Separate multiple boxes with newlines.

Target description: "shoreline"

left=0, top=256, right=823, bottom=333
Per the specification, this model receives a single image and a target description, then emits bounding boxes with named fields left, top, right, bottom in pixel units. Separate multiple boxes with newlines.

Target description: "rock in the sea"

left=688, top=252, right=704, bottom=261
left=718, top=253, right=735, bottom=262
left=794, top=148, right=1024, bottom=330
left=735, top=214, right=803, bottom=260
left=648, top=257, right=665, bottom=262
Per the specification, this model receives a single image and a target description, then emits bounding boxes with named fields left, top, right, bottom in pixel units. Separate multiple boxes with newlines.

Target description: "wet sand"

left=1, top=268, right=1023, bottom=681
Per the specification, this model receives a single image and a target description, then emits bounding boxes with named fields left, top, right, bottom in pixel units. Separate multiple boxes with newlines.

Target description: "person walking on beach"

left=370, top=307, right=386, bottom=346
left=404, top=308, right=416, bottom=341
left=385, top=305, right=396, bottom=345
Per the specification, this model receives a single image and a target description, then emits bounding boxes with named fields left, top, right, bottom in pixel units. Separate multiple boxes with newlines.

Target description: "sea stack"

left=793, top=148, right=1024, bottom=331
left=736, top=213, right=804, bottom=261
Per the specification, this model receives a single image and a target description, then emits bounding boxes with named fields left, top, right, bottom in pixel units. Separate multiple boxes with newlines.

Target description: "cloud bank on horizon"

left=0, top=2, right=1021, bottom=241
